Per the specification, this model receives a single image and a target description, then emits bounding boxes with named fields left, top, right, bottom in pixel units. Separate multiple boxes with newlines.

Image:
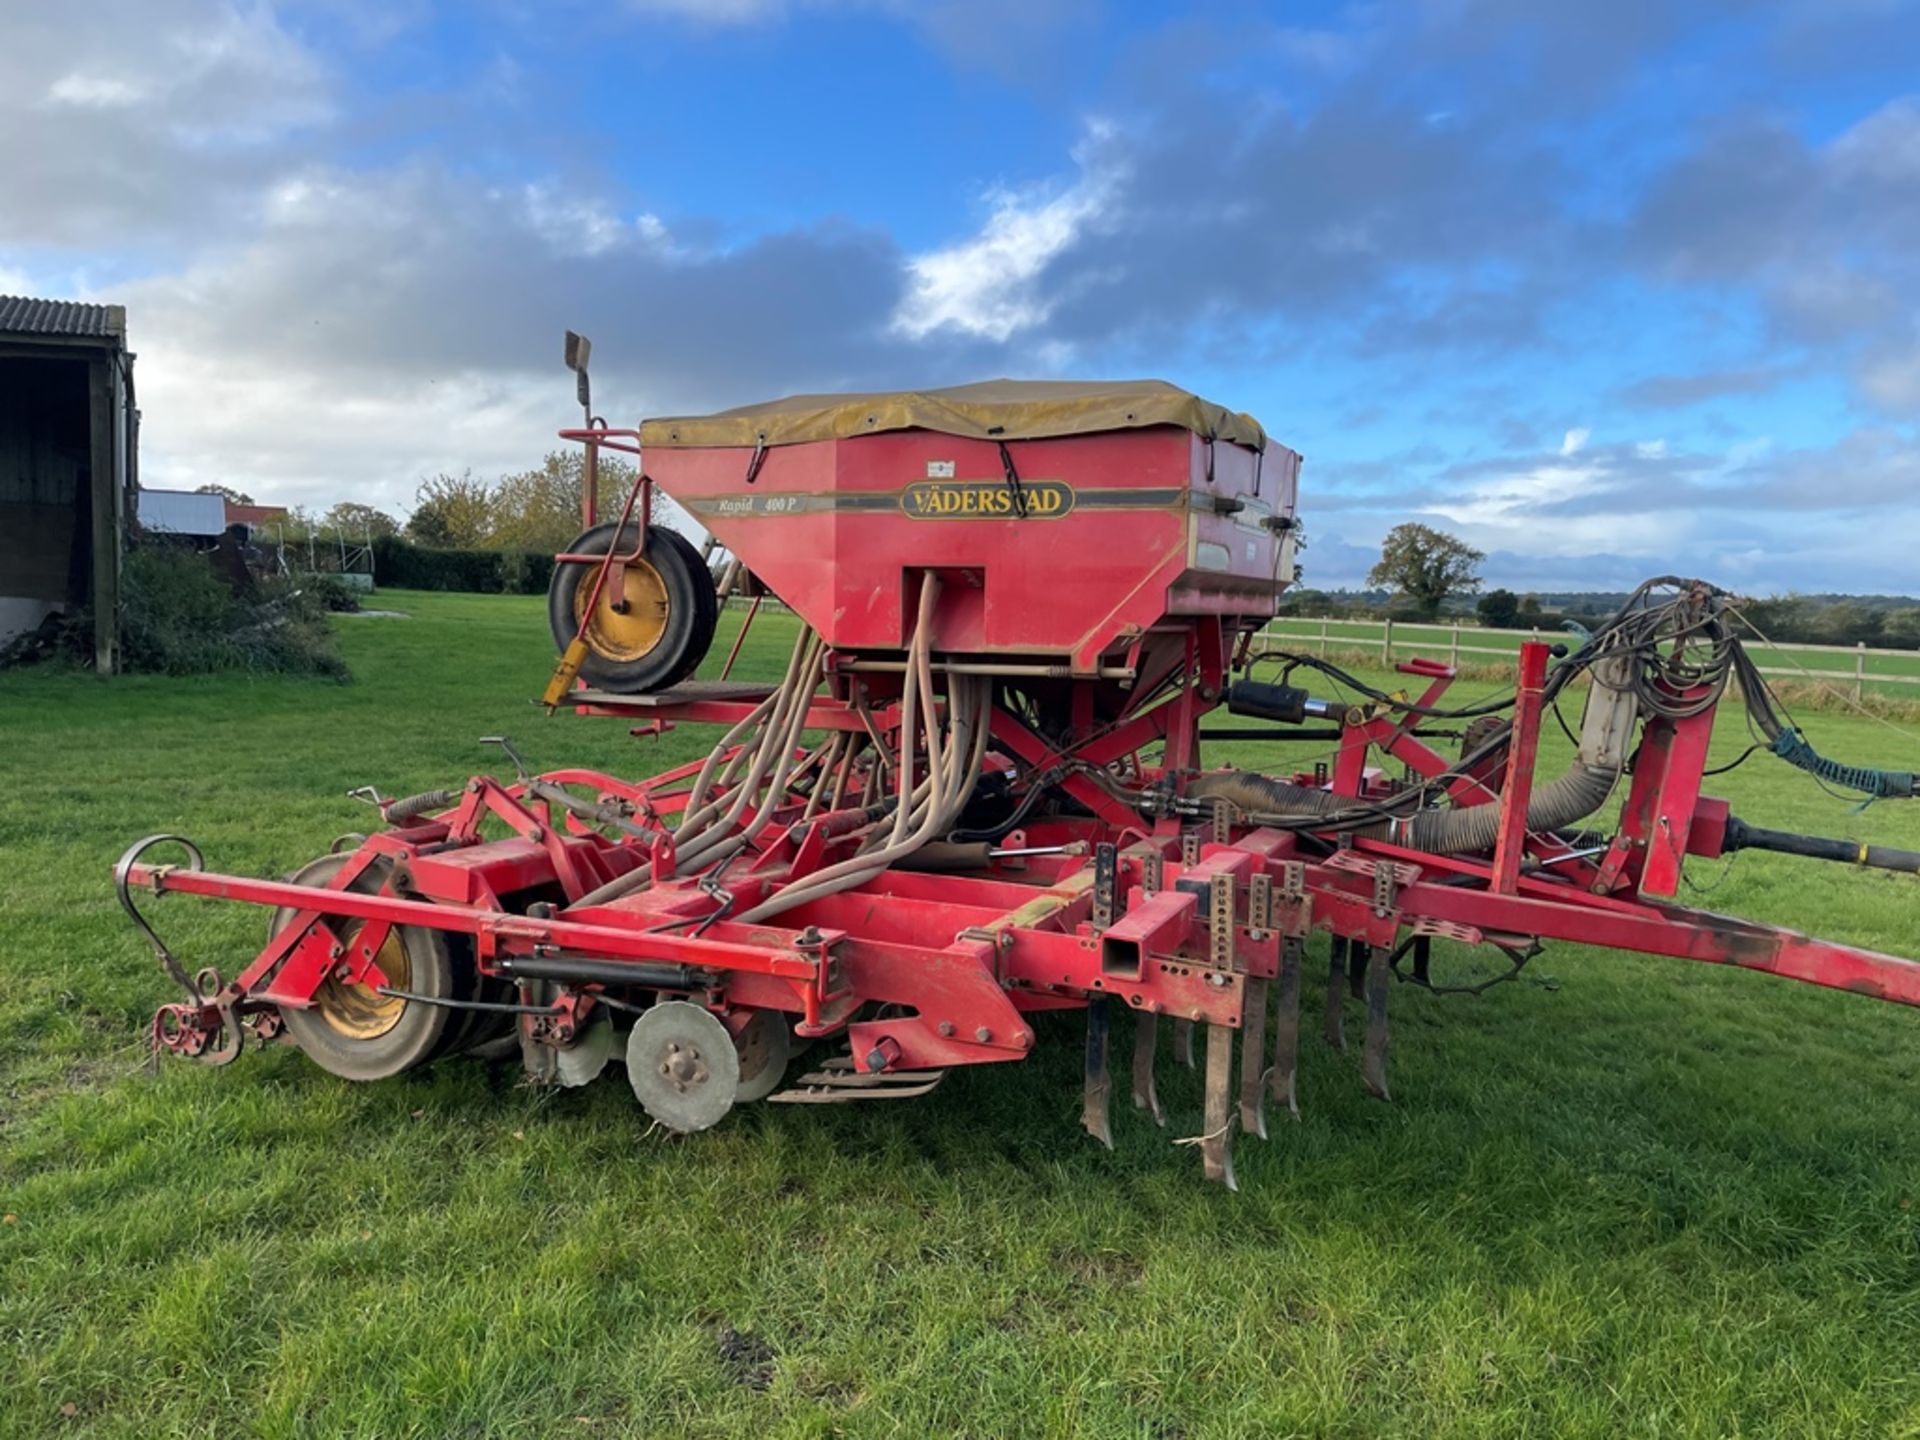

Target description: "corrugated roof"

left=139, top=489, right=227, bottom=536
left=0, top=295, right=126, bottom=340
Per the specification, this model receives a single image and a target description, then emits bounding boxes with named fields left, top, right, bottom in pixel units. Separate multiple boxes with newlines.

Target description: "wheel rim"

left=311, top=928, right=410, bottom=1039
left=575, top=558, right=670, bottom=662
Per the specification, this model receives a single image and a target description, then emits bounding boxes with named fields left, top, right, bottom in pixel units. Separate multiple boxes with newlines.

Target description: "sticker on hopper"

left=900, top=480, right=1075, bottom=519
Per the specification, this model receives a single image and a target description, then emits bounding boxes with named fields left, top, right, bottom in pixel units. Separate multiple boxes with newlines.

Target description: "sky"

left=3, top=0, right=1919, bottom=595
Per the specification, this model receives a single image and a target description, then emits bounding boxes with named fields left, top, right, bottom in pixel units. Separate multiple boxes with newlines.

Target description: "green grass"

left=4, top=590, right=1920, bottom=1438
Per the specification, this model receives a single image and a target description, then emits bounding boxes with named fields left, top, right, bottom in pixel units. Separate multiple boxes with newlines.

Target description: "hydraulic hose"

left=1189, top=652, right=1637, bottom=856
left=1188, top=755, right=1621, bottom=856
left=1725, top=817, right=1920, bottom=875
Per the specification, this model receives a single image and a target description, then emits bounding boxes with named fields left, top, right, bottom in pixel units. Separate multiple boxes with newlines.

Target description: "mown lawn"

left=4, top=589, right=1920, bottom=1438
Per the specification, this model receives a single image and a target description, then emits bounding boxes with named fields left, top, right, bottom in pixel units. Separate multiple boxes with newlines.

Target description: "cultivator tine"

left=1082, top=996, right=1114, bottom=1149
left=1200, top=1023, right=1238, bottom=1190
left=1323, top=936, right=1348, bottom=1052
left=1131, top=1010, right=1166, bottom=1126
left=1270, top=936, right=1303, bottom=1119
left=1173, top=1017, right=1196, bottom=1068
left=1348, top=939, right=1369, bottom=999
left=1238, top=975, right=1269, bottom=1140
left=1362, top=942, right=1391, bottom=1101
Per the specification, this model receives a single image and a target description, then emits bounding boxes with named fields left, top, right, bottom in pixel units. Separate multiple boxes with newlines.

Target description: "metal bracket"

left=1209, top=873, right=1235, bottom=973
left=480, top=734, right=532, bottom=783
left=1246, top=871, right=1273, bottom=940
left=1372, top=863, right=1397, bottom=920
left=1091, top=842, right=1117, bottom=931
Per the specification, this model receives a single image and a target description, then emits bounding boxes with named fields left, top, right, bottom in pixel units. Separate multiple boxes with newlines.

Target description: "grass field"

left=5, top=590, right=1920, bottom=1438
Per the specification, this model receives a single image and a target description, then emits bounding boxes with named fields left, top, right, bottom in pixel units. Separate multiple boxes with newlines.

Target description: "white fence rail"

left=1254, top=616, right=1920, bottom=700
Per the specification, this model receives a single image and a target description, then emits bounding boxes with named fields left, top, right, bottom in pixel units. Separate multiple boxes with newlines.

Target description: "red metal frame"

left=117, top=413, right=1920, bottom=1185
left=126, top=623, right=1920, bottom=1077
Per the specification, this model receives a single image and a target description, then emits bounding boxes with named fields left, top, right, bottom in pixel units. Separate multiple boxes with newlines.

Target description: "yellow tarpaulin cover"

left=640, top=378, right=1268, bottom=452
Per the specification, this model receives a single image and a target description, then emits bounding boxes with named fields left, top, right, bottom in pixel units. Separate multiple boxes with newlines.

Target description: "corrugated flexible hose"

left=1189, top=650, right=1638, bottom=856
left=1187, top=761, right=1618, bottom=854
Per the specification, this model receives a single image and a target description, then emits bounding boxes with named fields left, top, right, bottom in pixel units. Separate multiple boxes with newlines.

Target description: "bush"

left=114, top=545, right=347, bottom=678
left=373, top=536, right=555, bottom=594
left=307, top=575, right=364, bottom=613
left=1477, top=588, right=1520, bottom=628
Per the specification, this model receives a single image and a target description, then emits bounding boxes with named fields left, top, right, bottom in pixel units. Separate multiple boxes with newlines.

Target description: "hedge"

left=373, top=537, right=557, bottom=594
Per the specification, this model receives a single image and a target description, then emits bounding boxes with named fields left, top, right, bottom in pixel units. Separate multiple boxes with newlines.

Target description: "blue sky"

left=4, top=0, right=1918, bottom=594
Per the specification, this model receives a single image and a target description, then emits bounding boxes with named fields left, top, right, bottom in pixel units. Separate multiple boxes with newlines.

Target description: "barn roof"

left=0, top=295, right=126, bottom=341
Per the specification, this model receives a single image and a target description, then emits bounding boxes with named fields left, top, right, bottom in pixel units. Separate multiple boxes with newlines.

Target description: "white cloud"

left=1859, top=344, right=1920, bottom=413
left=1274, top=26, right=1366, bottom=71
left=103, top=154, right=913, bottom=514
left=893, top=128, right=1122, bottom=342
left=1831, top=97, right=1920, bottom=185
left=46, top=72, right=151, bottom=108
left=624, top=0, right=787, bottom=21
left=519, top=184, right=673, bottom=260
left=0, top=1, right=333, bottom=248
left=1559, top=426, right=1591, bottom=456
left=133, top=354, right=566, bottom=516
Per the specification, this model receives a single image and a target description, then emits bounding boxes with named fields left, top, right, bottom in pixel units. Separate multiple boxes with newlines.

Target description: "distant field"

left=4, top=592, right=1920, bottom=1437
left=1259, top=614, right=1920, bottom=699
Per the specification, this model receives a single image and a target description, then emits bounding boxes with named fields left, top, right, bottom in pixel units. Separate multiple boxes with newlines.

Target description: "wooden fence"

left=1255, top=616, right=1920, bottom=701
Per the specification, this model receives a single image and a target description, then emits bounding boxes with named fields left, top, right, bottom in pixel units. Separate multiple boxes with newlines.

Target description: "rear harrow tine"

left=768, top=1075, right=946, bottom=1102
left=790, top=1069, right=941, bottom=1089
left=1200, top=1022, right=1238, bottom=1190
left=1173, top=1017, right=1196, bottom=1068
left=1082, top=996, right=1114, bottom=1149
left=1270, top=936, right=1302, bottom=1119
left=1348, top=939, right=1370, bottom=999
left=1323, top=936, right=1348, bottom=1052
left=1362, top=942, right=1392, bottom=1101
left=1238, top=975, right=1269, bottom=1140
left=1131, top=1009, right=1166, bottom=1126
left=769, top=1067, right=947, bottom=1102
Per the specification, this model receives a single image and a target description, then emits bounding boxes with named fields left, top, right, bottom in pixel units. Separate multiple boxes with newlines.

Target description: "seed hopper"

left=118, top=348, right=1920, bottom=1187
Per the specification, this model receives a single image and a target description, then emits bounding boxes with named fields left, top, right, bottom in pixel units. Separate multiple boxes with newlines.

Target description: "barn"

left=0, top=296, right=138, bottom=673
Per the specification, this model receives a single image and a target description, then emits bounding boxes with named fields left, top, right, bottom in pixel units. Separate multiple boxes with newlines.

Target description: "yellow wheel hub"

left=312, top=928, right=410, bottom=1040
left=575, top=559, right=670, bottom=663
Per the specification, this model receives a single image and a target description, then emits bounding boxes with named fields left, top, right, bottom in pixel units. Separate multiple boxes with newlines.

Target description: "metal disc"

left=554, top=1013, right=615, bottom=1088
left=731, top=1009, right=793, bottom=1104
left=626, top=1001, right=740, bottom=1132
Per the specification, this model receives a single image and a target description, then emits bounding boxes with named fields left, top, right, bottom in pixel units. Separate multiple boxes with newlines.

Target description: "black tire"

left=271, top=854, right=457, bottom=1082
left=433, top=933, right=514, bottom=1060
left=656, top=526, right=720, bottom=669
left=548, top=522, right=718, bottom=695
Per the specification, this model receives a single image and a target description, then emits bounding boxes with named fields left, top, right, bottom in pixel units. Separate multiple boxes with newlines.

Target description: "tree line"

left=196, top=450, right=649, bottom=555
left=1308, top=521, right=1920, bottom=651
